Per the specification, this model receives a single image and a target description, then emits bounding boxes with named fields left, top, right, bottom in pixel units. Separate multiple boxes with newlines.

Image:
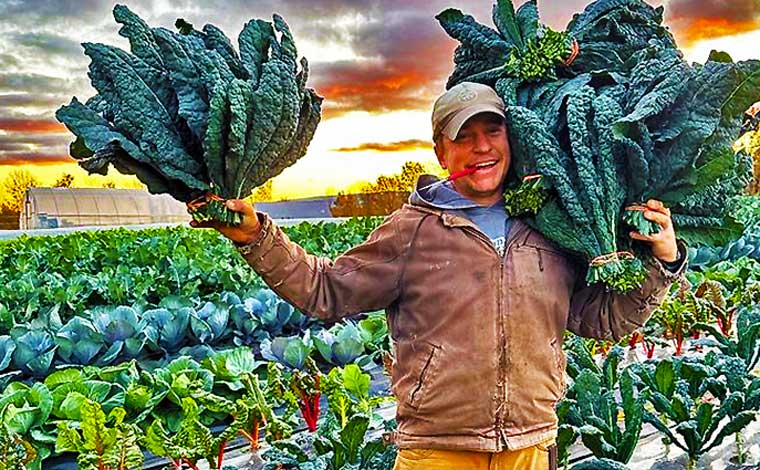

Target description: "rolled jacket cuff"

left=234, top=212, right=276, bottom=258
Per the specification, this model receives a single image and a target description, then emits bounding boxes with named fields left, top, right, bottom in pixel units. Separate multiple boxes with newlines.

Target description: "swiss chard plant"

left=0, top=382, right=54, bottom=469
left=55, top=399, right=143, bottom=470
left=0, top=403, right=38, bottom=470
left=695, top=304, right=760, bottom=373
left=263, top=414, right=397, bottom=470
left=321, top=364, right=392, bottom=429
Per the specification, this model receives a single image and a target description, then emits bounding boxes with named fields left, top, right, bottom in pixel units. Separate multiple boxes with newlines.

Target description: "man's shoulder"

left=386, top=203, right=441, bottom=224
left=367, top=204, right=441, bottom=244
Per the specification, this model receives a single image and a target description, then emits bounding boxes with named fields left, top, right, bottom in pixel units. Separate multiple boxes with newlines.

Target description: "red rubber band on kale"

left=562, top=39, right=580, bottom=66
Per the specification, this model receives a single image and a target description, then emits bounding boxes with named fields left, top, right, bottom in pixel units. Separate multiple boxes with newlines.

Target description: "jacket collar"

left=401, top=202, right=531, bottom=248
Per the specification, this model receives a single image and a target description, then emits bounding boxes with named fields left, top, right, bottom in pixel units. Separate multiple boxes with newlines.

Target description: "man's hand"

left=189, top=199, right=261, bottom=245
left=628, top=199, right=679, bottom=263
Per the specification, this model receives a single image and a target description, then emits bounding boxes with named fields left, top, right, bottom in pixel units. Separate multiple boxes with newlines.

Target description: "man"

left=192, top=82, right=686, bottom=470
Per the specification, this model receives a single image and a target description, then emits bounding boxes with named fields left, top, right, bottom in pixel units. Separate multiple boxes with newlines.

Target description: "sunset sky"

left=1, top=0, right=760, bottom=199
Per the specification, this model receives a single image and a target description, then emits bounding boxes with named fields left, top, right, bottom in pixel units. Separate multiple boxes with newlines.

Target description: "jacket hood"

left=409, top=174, right=482, bottom=210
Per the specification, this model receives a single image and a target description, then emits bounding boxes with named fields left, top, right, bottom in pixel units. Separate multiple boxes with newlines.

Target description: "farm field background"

left=2, top=0, right=760, bottom=468
left=1, top=198, right=760, bottom=469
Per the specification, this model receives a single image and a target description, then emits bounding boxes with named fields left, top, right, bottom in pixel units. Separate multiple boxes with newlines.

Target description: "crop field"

left=0, top=207, right=759, bottom=469
left=2, top=0, right=760, bottom=467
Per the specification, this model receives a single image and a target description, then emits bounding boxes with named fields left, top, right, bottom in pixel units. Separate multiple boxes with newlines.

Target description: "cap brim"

left=441, top=104, right=505, bottom=140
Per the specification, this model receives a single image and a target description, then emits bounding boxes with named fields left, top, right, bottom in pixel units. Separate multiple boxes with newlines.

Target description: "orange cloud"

left=0, top=153, right=73, bottom=166
left=665, top=0, right=760, bottom=45
left=671, top=17, right=760, bottom=46
left=310, top=15, right=460, bottom=119
left=332, top=139, right=432, bottom=152
left=0, top=118, right=66, bottom=133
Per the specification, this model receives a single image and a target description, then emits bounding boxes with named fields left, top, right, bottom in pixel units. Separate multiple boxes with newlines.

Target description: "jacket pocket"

left=407, top=342, right=440, bottom=411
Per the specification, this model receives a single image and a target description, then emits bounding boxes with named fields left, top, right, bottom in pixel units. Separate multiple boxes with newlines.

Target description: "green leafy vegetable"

left=56, top=6, right=322, bottom=225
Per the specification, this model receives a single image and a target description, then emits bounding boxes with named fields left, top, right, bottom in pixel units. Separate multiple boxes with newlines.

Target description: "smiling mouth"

left=467, top=161, right=498, bottom=171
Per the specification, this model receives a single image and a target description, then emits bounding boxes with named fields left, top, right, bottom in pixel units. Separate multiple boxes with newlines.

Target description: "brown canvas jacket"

left=235, top=198, right=686, bottom=452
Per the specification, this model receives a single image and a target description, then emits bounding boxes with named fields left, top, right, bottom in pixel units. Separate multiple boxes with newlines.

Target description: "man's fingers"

left=629, top=231, right=653, bottom=242
left=643, top=210, right=671, bottom=229
left=226, top=199, right=255, bottom=216
left=189, top=220, right=219, bottom=230
left=645, top=199, right=671, bottom=216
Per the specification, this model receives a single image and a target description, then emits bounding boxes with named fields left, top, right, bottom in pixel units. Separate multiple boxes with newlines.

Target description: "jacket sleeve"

left=234, top=211, right=414, bottom=322
left=566, top=241, right=688, bottom=340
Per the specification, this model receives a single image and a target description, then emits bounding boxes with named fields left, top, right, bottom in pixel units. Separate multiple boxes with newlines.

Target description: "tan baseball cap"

left=432, top=82, right=505, bottom=141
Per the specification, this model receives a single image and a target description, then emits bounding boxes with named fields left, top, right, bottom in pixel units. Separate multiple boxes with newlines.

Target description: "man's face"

left=434, top=113, right=511, bottom=206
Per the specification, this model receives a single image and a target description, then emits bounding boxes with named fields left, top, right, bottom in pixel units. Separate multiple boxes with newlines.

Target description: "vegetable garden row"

left=0, top=205, right=759, bottom=469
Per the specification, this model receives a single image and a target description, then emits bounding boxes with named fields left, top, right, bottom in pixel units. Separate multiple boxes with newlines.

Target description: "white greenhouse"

left=20, top=188, right=190, bottom=230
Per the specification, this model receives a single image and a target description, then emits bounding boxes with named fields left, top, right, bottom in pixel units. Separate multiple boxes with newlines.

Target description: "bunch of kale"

left=56, top=5, right=322, bottom=225
left=438, top=0, right=759, bottom=291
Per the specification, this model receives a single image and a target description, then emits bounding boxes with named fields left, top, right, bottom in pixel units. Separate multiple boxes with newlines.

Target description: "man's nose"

left=473, top=131, right=492, bottom=152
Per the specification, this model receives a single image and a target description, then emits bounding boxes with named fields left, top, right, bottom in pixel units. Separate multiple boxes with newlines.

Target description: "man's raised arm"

left=192, top=199, right=415, bottom=322
left=567, top=199, right=688, bottom=340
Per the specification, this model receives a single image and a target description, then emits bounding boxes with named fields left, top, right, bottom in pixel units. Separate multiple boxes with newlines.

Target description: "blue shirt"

left=410, top=178, right=512, bottom=257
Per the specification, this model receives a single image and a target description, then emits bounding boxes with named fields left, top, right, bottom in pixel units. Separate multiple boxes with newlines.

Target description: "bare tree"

left=252, top=179, right=274, bottom=202
left=54, top=173, right=75, bottom=188
left=361, top=161, right=426, bottom=193
left=1, top=169, right=39, bottom=213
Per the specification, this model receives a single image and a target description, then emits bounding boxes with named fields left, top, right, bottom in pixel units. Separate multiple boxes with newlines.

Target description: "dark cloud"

left=667, top=0, right=760, bottom=22
left=332, top=139, right=431, bottom=152
left=0, top=94, right=68, bottom=109
left=0, top=133, right=70, bottom=151
left=0, top=0, right=110, bottom=19
left=0, top=124, right=70, bottom=165
left=309, top=4, right=477, bottom=116
left=0, top=73, right=89, bottom=95
left=9, top=32, right=84, bottom=58
left=0, top=53, right=21, bottom=69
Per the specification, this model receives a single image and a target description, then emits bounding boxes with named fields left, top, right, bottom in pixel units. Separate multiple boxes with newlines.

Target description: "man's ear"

left=434, top=139, right=447, bottom=169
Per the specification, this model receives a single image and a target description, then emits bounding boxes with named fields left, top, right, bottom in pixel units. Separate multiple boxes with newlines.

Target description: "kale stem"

left=736, top=432, right=744, bottom=465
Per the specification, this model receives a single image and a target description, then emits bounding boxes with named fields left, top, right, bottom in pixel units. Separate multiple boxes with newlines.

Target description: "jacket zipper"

left=460, top=221, right=529, bottom=451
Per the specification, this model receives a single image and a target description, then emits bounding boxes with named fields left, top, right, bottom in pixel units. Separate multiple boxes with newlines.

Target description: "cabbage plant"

left=0, top=336, right=16, bottom=372
left=54, top=317, right=103, bottom=365
left=261, top=334, right=313, bottom=370
left=142, top=307, right=191, bottom=354
left=91, top=306, right=148, bottom=365
left=229, top=296, right=266, bottom=346
left=313, top=323, right=365, bottom=367
left=189, top=301, right=230, bottom=345
left=11, top=330, right=56, bottom=377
